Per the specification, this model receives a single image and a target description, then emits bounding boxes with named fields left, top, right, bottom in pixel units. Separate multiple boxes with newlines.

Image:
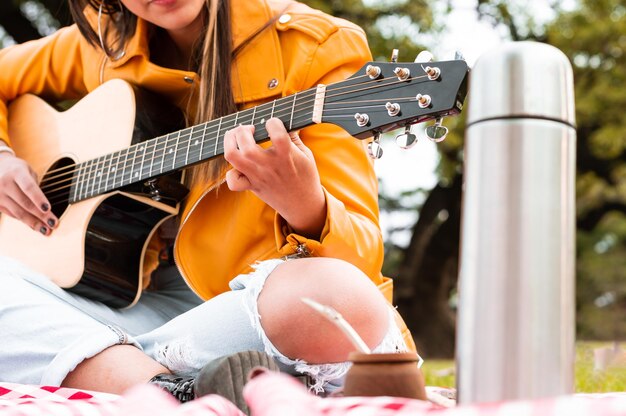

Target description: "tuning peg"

left=415, top=51, right=434, bottom=63
left=395, top=126, right=418, bottom=149
left=385, top=102, right=401, bottom=117
left=390, top=49, right=399, bottom=63
left=416, top=93, right=432, bottom=108
left=367, top=134, right=383, bottom=159
left=454, top=50, right=466, bottom=61
left=366, top=64, right=382, bottom=79
left=423, top=65, right=441, bottom=80
left=425, top=117, right=448, bottom=142
left=354, top=112, right=370, bottom=127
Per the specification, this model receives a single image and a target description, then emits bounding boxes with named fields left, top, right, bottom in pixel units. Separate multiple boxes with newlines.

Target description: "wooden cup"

left=343, top=352, right=427, bottom=400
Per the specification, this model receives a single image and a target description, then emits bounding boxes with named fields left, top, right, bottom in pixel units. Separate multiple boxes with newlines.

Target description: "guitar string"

left=43, top=97, right=432, bottom=205
left=40, top=71, right=433, bottom=189
left=42, top=94, right=428, bottom=205
left=40, top=72, right=432, bottom=187
left=43, top=93, right=427, bottom=205
left=40, top=70, right=435, bottom=184
left=41, top=73, right=438, bottom=202
left=40, top=72, right=378, bottom=184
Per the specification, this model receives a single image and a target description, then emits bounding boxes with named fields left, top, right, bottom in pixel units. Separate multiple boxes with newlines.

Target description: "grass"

left=420, top=342, right=626, bottom=392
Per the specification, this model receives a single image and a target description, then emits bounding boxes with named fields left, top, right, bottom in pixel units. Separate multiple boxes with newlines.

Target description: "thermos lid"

left=467, top=41, right=575, bottom=126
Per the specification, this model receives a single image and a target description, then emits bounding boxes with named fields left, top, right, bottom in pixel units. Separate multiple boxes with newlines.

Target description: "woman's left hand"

left=223, top=118, right=327, bottom=239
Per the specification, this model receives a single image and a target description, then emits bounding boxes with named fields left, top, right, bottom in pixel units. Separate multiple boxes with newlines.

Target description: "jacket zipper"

left=295, top=243, right=310, bottom=257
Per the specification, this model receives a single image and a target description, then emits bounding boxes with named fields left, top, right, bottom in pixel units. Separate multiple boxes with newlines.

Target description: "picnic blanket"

left=1, top=372, right=625, bottom=416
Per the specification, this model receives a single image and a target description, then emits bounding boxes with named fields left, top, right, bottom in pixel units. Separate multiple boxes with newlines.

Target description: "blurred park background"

left=1, top=0, right=624, bottom=388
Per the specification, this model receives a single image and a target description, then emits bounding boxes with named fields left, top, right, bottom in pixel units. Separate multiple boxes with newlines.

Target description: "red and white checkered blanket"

left=1, top=374, right=625, bottom=416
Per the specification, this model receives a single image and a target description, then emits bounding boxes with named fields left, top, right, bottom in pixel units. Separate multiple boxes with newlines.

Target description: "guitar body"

left=0, top=80, right=184, bottom=308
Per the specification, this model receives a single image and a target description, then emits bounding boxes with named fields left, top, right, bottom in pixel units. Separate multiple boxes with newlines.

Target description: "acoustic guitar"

left=0, top=59, right=469, bottom=308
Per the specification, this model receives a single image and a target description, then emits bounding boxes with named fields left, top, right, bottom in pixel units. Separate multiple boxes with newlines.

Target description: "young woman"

left=0, top=0, right=412, bottom=407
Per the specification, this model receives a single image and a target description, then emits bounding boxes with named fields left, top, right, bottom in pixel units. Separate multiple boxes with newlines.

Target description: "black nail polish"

left=41, top=203, right=50, bottom=212
left=47, top=218, right=55, bottom=227
left=40, top=226, right=47, bottom=235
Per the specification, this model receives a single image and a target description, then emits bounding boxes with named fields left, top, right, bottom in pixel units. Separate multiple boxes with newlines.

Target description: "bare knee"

left=257, top=257, right=389, bottom=364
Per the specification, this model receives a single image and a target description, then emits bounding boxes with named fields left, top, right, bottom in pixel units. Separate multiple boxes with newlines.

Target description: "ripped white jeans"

left=0, top=256, right=406, bottom=393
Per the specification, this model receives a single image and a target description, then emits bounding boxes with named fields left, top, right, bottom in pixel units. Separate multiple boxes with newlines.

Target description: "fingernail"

left=40, top=226, right=47, bottom=235
left=47, top=218, right=56, bottom=227
left=41, top=203, right=50, bottom=212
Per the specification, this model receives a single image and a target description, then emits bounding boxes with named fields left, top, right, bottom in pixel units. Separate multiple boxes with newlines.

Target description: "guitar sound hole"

left=41, top=157, right=74, bottom=218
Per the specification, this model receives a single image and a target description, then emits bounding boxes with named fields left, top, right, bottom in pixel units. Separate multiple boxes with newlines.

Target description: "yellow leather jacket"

left=0, top=0, right=414, bottom=348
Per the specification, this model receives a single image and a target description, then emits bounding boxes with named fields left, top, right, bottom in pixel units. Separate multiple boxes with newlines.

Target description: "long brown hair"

left=69, top=0, right=238, bottom=188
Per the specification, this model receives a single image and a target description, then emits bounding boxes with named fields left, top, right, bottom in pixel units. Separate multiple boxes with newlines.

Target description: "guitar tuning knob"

left=415, top=51, right=434, bottom=63
left=425, top=117, right=449, bottom=142
left=390, top=49, right=399, bottom=63
left=368, top=134, right=383, bottom=159
left=395, top=126, right=418, bottom=149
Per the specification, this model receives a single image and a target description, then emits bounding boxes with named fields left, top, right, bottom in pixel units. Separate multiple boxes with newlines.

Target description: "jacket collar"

left=107, top=0, right=285, bottom=103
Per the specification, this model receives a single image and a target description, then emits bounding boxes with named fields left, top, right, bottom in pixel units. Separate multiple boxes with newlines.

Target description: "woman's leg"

left=61, top=345, right=170, bottom=394
left=0, top=258, right=200, bottom=392
left=136, top=257, right=405, bottom=393
left=257, top=257, right=390, bottom=363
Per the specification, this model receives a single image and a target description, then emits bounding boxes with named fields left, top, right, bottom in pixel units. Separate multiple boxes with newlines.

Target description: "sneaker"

left=148, top=373, right=195, bottom=402
left=195, top=350, right=280, bottom=414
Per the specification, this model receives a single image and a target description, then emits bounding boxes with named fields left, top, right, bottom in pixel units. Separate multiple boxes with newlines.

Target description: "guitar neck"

left=67, top=59, right=470, bottom=203
left=69, top=88, right=317, bottom=203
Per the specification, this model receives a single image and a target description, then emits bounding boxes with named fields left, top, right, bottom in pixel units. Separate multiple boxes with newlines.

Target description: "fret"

left=213, top=118, right=222, bottom=157
left=94, top=155, right=105, bottom=196
left=251, top=106, right=257, bottom=126
left=120, top=149, right=131, bottom=187
left=175, top=128, right=190, bottom=170
left=271, top=100, right=276, bottom=118
left=254, top=101, right=274, bottom=132
left=199, top=122, right=207, bottom=162
left=184, top=126, right=193, bottom=166
left=73, top=161, right=81, bottom=201
left=148, top=137, right=159, bottom=178
left=130, top=143, right=143, bottom=184
left=75, top=161, right=85, bottom=201
left=101, top=152, right=112, bottom=193
left=106, top=151, right=119, bottom=193
left=291, top=89, right=317, bottom=132
left=134, top=143, right=144, bottom=182
left=223, top=113, right=238, bottom=133
left=79, top=159, right=88, bottom=200
left=70, top=165, right=77, bottom=202
left=84, top=159, right=95, bottom=200
left=172, top=130, right=182, bottom=170
left=139, top=141, right=150, bottom=181
left=112, top=150, right=121, bottom=189
left=162, top=132, right=177, bottom=173
left=214, top=114, right=237, bottom=157
left=289, top=92, right=298, bottom=130
left=156, top=135, right=167, bottom=175
left=69, top=164, right=80, bottom=203
left=88, top=158, right=98, bottom=199
left=189, top=124, right=204, bottom=164
left=129, top=146, right=139, bottom=184
left=237, top=108, right=255, bottom=126
left=117, top=148, right=128, bottom=187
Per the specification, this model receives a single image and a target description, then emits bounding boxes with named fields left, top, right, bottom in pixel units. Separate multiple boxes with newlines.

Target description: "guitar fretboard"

left=69, top=88, right=318, bottom=203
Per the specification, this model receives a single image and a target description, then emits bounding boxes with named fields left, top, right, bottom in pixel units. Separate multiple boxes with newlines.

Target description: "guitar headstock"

left=320, top=56, right=469, bottom=156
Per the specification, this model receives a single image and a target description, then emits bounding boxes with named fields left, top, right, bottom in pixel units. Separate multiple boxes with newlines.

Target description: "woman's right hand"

left=0, top=152, right=57, bottom=235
